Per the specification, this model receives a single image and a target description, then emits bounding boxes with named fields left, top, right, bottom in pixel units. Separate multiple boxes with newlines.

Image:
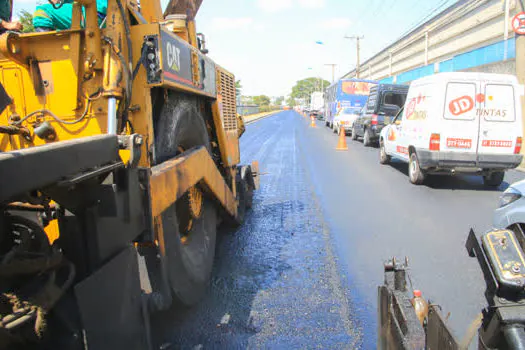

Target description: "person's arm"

left=0, top=19, right=22, bottom=31
left=33, top=6, right=54, bottom=32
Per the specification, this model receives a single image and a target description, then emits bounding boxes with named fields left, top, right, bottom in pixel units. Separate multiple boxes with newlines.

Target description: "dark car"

left=352, top=84, right=408, bottom=146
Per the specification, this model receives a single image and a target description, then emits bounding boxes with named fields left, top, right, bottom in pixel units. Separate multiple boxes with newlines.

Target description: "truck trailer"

left=309, top=91, right=324, bottom=117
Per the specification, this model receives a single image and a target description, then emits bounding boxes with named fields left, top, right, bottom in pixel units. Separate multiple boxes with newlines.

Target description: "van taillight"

left=371, top=114, right=378, bottom=125
left=429, top=133, right=440, bottom=151
left=515, top=137, right=522, bottom=154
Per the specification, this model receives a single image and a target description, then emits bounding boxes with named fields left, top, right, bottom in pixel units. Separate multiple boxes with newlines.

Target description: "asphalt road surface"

left=153, top=110, right=525, bottom=349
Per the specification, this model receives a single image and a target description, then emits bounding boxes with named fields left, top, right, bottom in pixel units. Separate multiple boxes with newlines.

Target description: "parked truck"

left=310, top=91, right=324, bottom=118
left=0, top=0, right=257, bottom=349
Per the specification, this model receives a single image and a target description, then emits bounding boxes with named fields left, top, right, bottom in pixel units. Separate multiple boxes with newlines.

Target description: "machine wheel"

left=408, top=152, right=426, bottom=185
left=234, top=166, right=256, bottom=225
left=235, top=178, right=248, bottom=225
left=155, top=96, right=217, bottom=306
left=245, top=182, right=254, bottom=209
left=351, top=127, right=358, bottom=140
left=363, top=129, right=372, bottom=147
left=241, top=168, right=254, bottom=209
left=483, top=171, right=505, bottom=187
left=379, top=140, right=390, bottom=164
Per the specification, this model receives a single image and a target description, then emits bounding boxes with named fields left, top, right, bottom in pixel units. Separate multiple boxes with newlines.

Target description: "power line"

left=348, top=0, right=449, bottom=70
left=373, top=0, right=399, bottom=24
left=397, top=0, right=458, bottom=40
left=391, top=0, right=483, bottom=55
left=351, top=0, right=378, bottom=35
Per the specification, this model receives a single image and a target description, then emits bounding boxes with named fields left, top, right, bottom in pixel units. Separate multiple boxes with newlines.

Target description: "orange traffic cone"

left=336, top=125, right=348, bottom=150
left=310, top=115, right=316, bottom=128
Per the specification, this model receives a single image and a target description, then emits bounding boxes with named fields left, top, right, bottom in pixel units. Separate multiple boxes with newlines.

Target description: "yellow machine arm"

left=139, top=0, right=202, bottom=26
left=163, top=0, right=203, bottom=19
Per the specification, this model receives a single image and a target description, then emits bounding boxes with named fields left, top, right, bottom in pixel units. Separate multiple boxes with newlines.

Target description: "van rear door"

left=442, top=82, right=479, bottom=156
left=476, top=83, right=519, bottom=157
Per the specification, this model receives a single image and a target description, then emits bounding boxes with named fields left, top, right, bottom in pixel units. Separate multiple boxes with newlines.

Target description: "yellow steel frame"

left=149, top=146, right=237, bottom=218
left=149, top=146, right=239, bottom=256
left=0, top=30, right=109, bottom=152
left=0, top=0, right=243, bottom=243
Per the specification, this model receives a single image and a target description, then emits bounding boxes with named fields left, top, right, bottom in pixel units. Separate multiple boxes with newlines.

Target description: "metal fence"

left=237, top=105, right=260, bottom=116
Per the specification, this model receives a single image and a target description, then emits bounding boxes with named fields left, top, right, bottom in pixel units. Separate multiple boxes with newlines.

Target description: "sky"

left=12, top=0, right=458, bottom=97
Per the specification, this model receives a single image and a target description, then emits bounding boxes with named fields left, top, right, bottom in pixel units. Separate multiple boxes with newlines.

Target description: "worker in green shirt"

left=0, top=0, right=23, bottom=34
left=33, top=0, right=106, bottom=32
left=33, top=0, right=75, bottom=31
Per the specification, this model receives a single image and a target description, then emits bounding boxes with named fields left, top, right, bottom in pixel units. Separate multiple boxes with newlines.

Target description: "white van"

left=379, top=72, right=523, bottom=186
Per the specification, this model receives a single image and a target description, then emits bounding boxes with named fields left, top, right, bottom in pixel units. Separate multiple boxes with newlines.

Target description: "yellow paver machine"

left=0, top=0, right=257, bottom=348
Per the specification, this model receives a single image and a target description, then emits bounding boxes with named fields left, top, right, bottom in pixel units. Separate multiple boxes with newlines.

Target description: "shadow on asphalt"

left=347, top=137, right=379, bottom=149
left=151, top=200, right=302, bottom=348
left=344, top=133, right=510, bottom=192
left=387, top=159, right=509, bottom=192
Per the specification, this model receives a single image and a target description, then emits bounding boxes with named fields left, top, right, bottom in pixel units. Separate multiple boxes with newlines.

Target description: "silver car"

left=493, top=179, right=525, bottom=236
left=332, top=107, right=362, bottom=135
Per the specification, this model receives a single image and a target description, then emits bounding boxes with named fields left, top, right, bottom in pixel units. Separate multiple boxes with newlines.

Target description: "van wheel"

left=325, top=121, right=329, bottom=127
left=333, top=125, right=338, bottom=134
left=351, top=127, right=358, bottom=140
left=379, top=140, right=390, bottom=164
left=483, top=171, right=505, bottom=187
left=363, top=129, right=372, bottom=147
left=408, top=152, right=425, bottom=185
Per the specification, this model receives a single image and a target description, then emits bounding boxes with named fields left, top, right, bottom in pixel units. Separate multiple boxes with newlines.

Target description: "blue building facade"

left=379, top=38, right=516, bottom=85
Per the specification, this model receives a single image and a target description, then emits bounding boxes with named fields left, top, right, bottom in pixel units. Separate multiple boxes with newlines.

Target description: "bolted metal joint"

left=118, top=134, right=143, bottom=168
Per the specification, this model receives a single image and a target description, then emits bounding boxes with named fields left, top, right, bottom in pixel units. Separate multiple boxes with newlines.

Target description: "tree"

left=235, top=80, right=242, bottom=97
left=19, top=10, right=34, bottom=33
left=290, top=77, right=330, bottom=104
left=274, top=96, right=284, bottom=106
left=240, top=95, right=253, bottom=105
left=286, top=96, right=297, bottom=107
left=252, top=95, right=270, bottom=107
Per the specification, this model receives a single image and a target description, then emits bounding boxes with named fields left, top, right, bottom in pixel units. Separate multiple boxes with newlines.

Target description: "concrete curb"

left=244, top=111, right=279, bottom=125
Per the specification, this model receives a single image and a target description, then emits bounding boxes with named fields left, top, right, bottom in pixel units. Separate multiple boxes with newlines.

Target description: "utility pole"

left=324, top=63, right=337, bottom=83
left=344, top=35, right=364, bottom=79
